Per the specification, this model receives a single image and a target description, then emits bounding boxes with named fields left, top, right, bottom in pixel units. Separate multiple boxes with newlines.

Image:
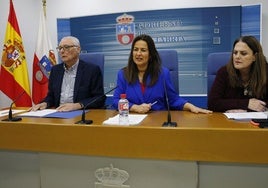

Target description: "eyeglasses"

left=56, top=45, right=78, bottom=52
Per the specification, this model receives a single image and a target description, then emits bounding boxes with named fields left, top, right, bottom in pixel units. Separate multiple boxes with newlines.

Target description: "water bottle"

left=118, top=94, right=129, bottom=125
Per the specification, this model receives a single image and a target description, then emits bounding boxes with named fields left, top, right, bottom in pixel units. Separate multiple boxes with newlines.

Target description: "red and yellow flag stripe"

left=0, top=0, right=32, bottom=107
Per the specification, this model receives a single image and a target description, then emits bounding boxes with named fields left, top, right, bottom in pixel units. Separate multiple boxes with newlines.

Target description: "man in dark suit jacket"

left=32, top=36, right=105, bottom=112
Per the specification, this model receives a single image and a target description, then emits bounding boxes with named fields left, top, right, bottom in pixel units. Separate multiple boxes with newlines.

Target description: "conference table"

left=0, top=109, right=268, bottom=188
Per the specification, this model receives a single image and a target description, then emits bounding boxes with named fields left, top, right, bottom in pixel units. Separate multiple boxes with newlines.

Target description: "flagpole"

left=42, top=0, right=46, bottom=17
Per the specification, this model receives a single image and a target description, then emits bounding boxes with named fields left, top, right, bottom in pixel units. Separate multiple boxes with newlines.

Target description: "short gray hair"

left=61, top=36, right=80, bottom=47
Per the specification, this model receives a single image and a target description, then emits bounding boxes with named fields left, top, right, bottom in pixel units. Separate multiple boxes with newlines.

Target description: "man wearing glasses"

left=32, top=36, right=105, bottom=112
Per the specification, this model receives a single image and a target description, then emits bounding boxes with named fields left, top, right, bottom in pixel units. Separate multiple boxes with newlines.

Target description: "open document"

left=0, top=109, right=26, bottom=118
left=223, top=112, right=268, bottom=120
left=103, top=114, right=147, bottom=126
left=19, top=109, right=85, bottom=119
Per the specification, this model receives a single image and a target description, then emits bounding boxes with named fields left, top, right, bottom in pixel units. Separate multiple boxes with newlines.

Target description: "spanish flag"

left=0, top=0, right=32, bottom=107
left=32, top=5, right=56, bottom=104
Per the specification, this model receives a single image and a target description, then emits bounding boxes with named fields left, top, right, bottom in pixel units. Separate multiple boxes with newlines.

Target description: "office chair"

left=79, top=52, right=104, bottom=75
left=207, top=52, right=231, bottom=94
left=158, top=49, right=179, bottom=93
left=79, top=52, right=107, bottom=107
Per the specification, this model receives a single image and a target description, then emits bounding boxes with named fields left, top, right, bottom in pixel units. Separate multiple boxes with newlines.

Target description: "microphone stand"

left=75, top=86, right=117, bottom=124
left=162, top=80, right=177, bottom=127
left=162, top=110, right=177, bottom=127
left=2, top=91, right=25, bottom=122
left=75, top=108, right=93, bottom=124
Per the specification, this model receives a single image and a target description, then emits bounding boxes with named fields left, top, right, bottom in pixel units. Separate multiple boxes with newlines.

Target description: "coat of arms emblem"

left=116, top=13, right=135, bottom=45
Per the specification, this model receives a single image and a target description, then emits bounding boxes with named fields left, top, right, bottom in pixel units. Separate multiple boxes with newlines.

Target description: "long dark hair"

left=124, top=34, right=161, bottom=86
left=226, top=35, right=267, bottom=98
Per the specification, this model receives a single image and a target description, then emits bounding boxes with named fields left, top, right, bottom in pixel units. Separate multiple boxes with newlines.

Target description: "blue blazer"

left=43, top=60, right=105, bottom=108
left=112, top=67, right=187, bottom=111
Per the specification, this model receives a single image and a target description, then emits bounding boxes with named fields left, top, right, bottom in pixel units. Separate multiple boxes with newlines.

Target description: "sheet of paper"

left=19, top=109, right=57, bottom=117
left=103, top=114, right=147, bottom=126
left=223, top=112, right=268, bottom=120
left=19, top=109, right=86, bottom=119
left=0, top=109, right=26, bottom=117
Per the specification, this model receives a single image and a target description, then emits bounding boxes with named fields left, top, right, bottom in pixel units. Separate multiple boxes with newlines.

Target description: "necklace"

left=241, top=77, right=251, bottom=96
left=243, top=84, right=252, bottom=96
left=241, top=75, right=252, bottom=96
left=244, top=86, right=249, bottom=96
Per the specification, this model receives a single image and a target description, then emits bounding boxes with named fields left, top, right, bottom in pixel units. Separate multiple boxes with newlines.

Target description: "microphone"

left=2, top=91, right=25, bottom=122
left=75, top=86, right=117, bottom=124
left=162, top=80, right=177, bottom=127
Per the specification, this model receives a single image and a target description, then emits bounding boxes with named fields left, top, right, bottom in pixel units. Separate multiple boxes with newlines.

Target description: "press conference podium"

left=0, top=109, right=268, bottom=188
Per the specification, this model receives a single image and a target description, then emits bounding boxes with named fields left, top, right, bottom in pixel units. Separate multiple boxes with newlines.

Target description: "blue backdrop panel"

left=67, top=6, right=241, bottom=94
left=57, top=5, right=260, bottom=107
left=241, top=4, right=261, bottom=41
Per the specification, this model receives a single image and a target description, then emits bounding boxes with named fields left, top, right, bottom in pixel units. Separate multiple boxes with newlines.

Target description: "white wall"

left=0, top=0, right=266, bottom=108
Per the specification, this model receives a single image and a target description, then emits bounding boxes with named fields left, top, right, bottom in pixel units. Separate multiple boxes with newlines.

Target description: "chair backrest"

left=79, top=52, right=104, bottom=74
left=207, top=52, right=231, bottom=94
left=158, top=49, right=179, bottom=93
